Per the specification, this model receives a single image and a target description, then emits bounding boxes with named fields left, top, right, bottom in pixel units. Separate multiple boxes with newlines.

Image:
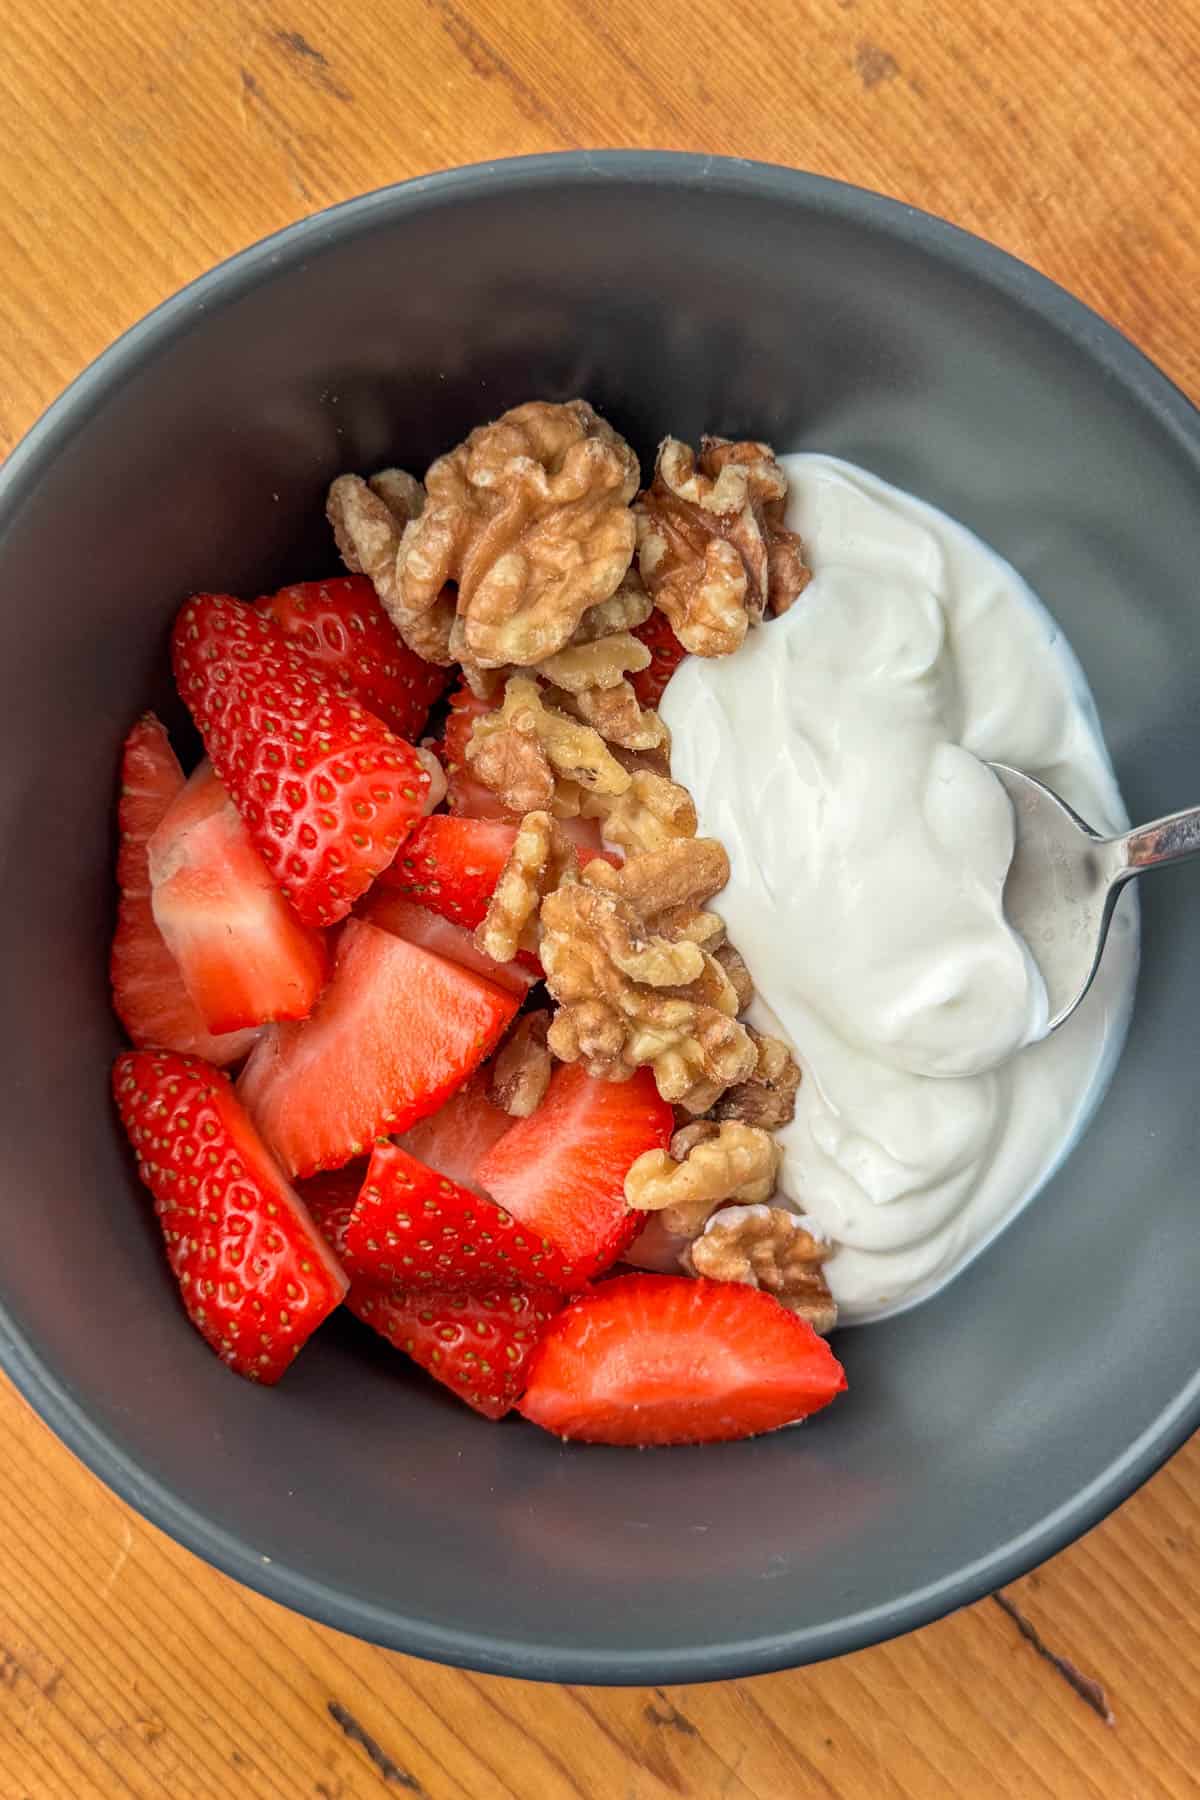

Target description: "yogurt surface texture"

left=659, top=454, right=1138, bottom=1321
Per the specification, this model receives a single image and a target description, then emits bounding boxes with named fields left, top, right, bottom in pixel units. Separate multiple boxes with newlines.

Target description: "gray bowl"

left=1, top=152, right=1197, bottom=1684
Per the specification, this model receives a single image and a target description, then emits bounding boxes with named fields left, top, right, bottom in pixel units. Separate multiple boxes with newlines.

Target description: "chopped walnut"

left=685, top=1204, right=837, bottom=1333
left=535, top=631, right=651, bottom=693
left=468, top=722, right=555, bottom=816
left=490, top=1011, right=552, bottom=1117
left=397, top=400, right=639, bottom=668
left=635, top=435, right=809, bottom=656
left=669, top=1119, right=721, bottom=1159
left=542, top=879, right=756, bottom=1110
left=712, top=941, right=753, bottom=1011
left=548, top=680, right=668, bottom=753
left=467, top=676, right=630, bottom=800
left=326, top=471, right=456, bottom=665
left=712, top=1029, right=802, bottom=1129
left=475, top=811, right=578, bottom=964
left=624, top=1122, right=780, bottom=1217
left=589, top=838, right=728, bottom=921
left=569, top=569, right=653, bottom=642
left=581, top=769, right=697, bottom=856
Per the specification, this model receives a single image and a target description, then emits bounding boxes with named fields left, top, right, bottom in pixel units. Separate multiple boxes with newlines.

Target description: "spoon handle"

left=1117, top=804, right=1200, bottom=875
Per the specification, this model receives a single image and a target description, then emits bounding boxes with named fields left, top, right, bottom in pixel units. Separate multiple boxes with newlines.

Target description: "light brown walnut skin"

left=326, top=471, right=457, bottom=665
left=475, top=811, right=578, bottom=964
left=686, top=1204, right=838, bottom=1334
left=467, top=675, right=631, bottom=799
left=623, top=1121, right=780, bottom=1213
left=712, top=1028, right=802, bottom=1128
left=397, top=399, right=640, bottom=668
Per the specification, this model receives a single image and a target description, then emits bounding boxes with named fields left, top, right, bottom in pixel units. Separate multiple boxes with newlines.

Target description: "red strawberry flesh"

left=149, top=761, right=328, bottom=1032
left=344, top=1141, right=585, bottom=1289
left=519, top=1273, right=847, bottom=1445
left=358, top=888, right=538, bottom=998
left=238, top=919, right=519, bottom=1178
left=257, top=576, right=447, bottom=741
left=476, top=1064, right=673, bottom=1280
left=109, top=715, right=259, bottom=1066
left=349, top=1282, right=564, bottom=1418
left=630, top=610, right=687, bottom=710
left=392, top=1072, right=513, bottom=1196
left=112, top=1048, right=347, bottom=1382
left=172, top=593, right=433, bottom=926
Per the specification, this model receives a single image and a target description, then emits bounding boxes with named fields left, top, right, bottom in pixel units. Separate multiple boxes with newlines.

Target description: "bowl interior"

left=2, top=156, right=1198, bottom=1681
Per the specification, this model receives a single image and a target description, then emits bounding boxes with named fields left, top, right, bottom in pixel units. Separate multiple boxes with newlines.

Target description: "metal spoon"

left=991, top=763, right=1200, bottom=1033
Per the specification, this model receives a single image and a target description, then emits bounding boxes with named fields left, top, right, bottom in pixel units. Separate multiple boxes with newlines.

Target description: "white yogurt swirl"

left=659, top=454, right=1138, bottom=1321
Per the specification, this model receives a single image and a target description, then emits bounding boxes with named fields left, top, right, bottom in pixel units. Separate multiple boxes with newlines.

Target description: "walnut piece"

left=623, top=1121, right=780, bottom=1214
left=535, top=631, right=651, bottom=693
left=490, top=1011, right=552, bottom=1117
left=476, top=811, right=578, bottom=963
left=712, top=1028, right=802, bottom=1129
left=712, top=941, right=753, bottom=1012
left=587, top=838, right=728, bottom=922
left=468, top=723, right=555, bottom=815
left=549, top=681, right=668, bottom=753
left=569, top=569, right=653, bottom=642
left=686, top=1204, right=837, bottom=1333
left=635, top=435, right=810, bottom=656
left=542, top=879, right=756, bottom=1111
left=581, top=768, right=697, bottom=856
left=397, top=400, right=639, bottom=668
left=467, top=676, right=630, bottom=800
left=326, top=471, right=456, bottom=665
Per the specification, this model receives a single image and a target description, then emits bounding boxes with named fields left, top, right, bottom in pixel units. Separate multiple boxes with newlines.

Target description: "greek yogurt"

left=659, top=454, right=1138, bottom=1321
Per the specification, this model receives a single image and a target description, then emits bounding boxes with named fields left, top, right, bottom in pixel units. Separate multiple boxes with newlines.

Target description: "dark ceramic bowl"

left=1, top=153, right=1197, bottom=1683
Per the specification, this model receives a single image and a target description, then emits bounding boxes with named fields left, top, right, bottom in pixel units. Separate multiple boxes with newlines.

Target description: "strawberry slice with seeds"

left=475, top=1064, right=673, bottom=1280
left=112, top=1048, right=348, bottom=1382
left=344, top=1141, right=586, bottom=1289
left=349, top=1283, right=564, bottom=1418
left=519, top=1273, right=847, bottom=1444
left=238, top=918, right=519, bottom=1178
left=172, top=593, right=433, bottom=926
left=630, top=609, right=687, bottom=710
left=110, top=715, right=259, bottom=1066
left=378, top=814, right=519, bottom=929
left=257, top=576, right=447, bottom=741
left=297, top=1163, right=367, bottom=1262
left=392, top=1072, right=513, bottom=1197
left=358, top=889, right=538, bottom=998
left=148, top=761, right=328, bottom=1032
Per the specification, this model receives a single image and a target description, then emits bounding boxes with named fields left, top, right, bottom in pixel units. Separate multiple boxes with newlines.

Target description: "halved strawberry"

left=349, top=1283, right=564, bottom=1419
left=110, top=715, right=259, bottom=1066
left=297, top=1163, right=367, bottom=1262
left=519, top=1273, right=847, bottom=1445
left=630, top=609, right=687, bottom=710
left=441, top=680, right=497, bottom=771
left=112, top=1048, right=348, bottom=1382
left=172, top=593, right=433, bottom=926
left=357, top=889, right=538, bottom=999
left=377, top=814, right=518, bottom=929
left=148, top=762, right=328, bottom=1033
left=238, top=919, right=519, bottom=1178
left=392, top=1072, right=513, bottom=1197
left=344, top=1141, right=584, bottom=1289
left=475, top=1064, right=673, bottom=1280
left=257, top=576, right=447, bottom=741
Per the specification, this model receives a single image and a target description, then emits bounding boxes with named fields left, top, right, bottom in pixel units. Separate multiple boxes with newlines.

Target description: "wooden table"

left=2, top=0, right=1199, bottom=1793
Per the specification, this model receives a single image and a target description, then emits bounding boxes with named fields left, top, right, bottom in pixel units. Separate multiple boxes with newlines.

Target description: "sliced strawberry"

left=441, top=680, right=497, bottom=771
left=377, top=814, right=518, bottom=928
left=110, top=715, right=259, bottom=1066
left=172, top=593, right=433, bottom=926
left=257, top=576, right=447, bottom=741
left=476, top=1064, right=673, bottom=1281
left=392, top=1072, right=513, bottom=1197
left=349, top=1283, right=564, bottom=1418
left=238, top=919, right=519, bottom=1177
left=148, top=761, right=328, bottom=1033
left=519, top=1273, right=847, bottom=1445
left=630, top=609, right=687, bottom=710
left=297, top=1163, right=367, bottom=1262
left=112, top=1048, right=348, bottom=1382
left=357, top=889, right=538, bottom=998
left=344, top=1141, right=586, bottom=1289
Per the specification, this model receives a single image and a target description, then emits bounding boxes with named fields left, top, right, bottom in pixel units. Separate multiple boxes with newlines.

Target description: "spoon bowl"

left=993, top=763, right=1200, bottom=1031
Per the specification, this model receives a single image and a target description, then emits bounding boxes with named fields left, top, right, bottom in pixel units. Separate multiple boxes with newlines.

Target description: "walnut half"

left=635, top=435, right=810, bottom=656
left=685, top=1204, right=838, bottom=1334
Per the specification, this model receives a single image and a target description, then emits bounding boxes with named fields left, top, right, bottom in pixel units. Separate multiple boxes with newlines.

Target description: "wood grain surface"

left=1, top=0, right=1198, bottom=1794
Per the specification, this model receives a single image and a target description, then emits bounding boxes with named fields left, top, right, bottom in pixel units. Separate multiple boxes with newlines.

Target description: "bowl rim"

left=2, top=148, right=1197, bottom=1684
